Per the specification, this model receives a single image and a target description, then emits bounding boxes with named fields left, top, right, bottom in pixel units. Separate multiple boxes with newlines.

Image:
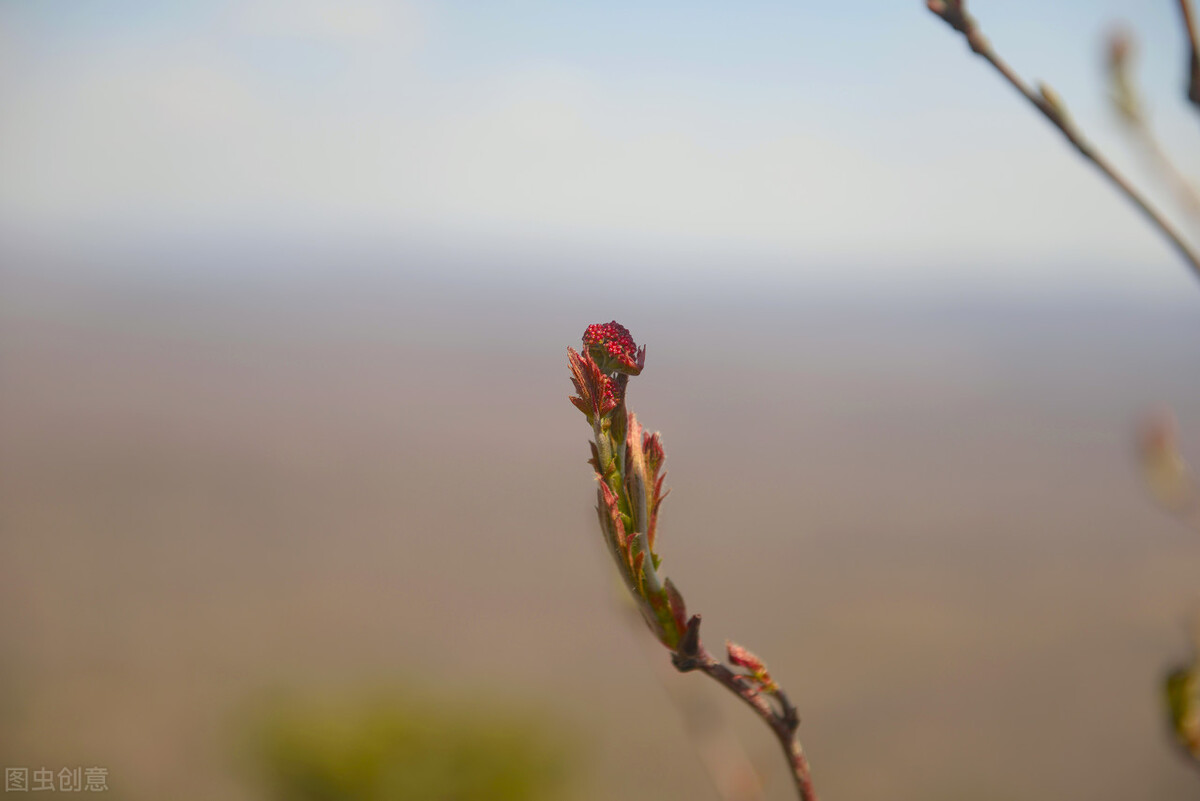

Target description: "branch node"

left=671, top=614, right=704, bottom=671
left=777, top=689, right=801, bottom=733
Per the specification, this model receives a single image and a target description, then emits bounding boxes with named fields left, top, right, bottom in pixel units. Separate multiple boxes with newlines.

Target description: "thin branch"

left=1179, top=0, right=1200, bottom=111
left=572, top=326, right=817, bottom=801
left=927, top=0, right=1200, bottom=283
left=1107, top=28, right=1200, bottom=224
left=672, top=615, right=819, bottom=801
left=1123, top=119, right=1200, bottom=223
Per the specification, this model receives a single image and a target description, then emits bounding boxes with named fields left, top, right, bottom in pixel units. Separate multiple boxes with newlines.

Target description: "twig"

left=1124, top=121, right=1200, bottom=223
left=1179, top=0, right=1200, bottom=111
left=672, top=615, right=819, bottom=801
left=927, top=0, right=1200, bottom=283
left=1107, top=28, right=1200, bottom=224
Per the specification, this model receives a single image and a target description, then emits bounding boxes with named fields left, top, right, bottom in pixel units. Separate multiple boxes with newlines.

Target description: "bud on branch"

left=568, top=322, right=686, bottom=649
left=567, top=322, right=819, bottom=800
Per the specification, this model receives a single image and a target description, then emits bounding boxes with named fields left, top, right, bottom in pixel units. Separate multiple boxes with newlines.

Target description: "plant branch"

left=672, top=615, right=818, bottom=801
left=927, top=0, right=1200, bottom=283
left=1128, top=124, right=1200, bottom=221
left=1180, top=0, right=1200, bottom=111
left=1107, top=28, right=1200, bottom=224
left=571, top=325, right=816, bottom=800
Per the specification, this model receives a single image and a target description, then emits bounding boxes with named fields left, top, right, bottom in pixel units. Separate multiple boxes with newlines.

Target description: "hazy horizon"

left=4, top=241, right=1200, bottom=799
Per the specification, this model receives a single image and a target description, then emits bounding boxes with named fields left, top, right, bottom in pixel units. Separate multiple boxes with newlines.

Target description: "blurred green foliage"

left=245, top=689, right=571, bottom=801
left=1165, top=664, right=1200, bottom=762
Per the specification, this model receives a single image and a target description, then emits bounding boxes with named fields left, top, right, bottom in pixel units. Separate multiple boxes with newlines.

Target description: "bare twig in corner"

left=1179, top=0, right=1200, bottom=111
left=1107, top=27, right=1200, bottom=223
left=927, top=0, right=1200, bottom=282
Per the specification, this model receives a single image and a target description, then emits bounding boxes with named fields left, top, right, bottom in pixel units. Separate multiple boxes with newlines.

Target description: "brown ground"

left=3, top=252, right=1200, bottom=800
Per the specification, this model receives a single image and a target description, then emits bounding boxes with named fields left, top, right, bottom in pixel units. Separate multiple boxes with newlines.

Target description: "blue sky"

left=1, top=0, right=1198, bottom=292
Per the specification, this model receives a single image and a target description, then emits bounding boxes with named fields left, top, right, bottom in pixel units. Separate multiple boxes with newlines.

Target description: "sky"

left=1, top=0, right=1199, bottom=292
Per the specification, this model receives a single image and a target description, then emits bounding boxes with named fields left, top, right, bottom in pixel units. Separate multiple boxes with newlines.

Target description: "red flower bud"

left=583, top=321, right=645, bottom=376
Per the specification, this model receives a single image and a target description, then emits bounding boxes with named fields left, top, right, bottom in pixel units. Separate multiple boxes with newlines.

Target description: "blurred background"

left=3, top=1, right=1200, bottom=799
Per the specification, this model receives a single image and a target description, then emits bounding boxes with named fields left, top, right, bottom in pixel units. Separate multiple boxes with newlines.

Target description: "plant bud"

left=583, top=321, right=645, bottom=376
